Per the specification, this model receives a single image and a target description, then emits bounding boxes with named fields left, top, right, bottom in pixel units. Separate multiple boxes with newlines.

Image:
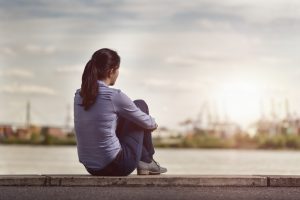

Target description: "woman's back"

left=74, top=80, right=121, bottom=170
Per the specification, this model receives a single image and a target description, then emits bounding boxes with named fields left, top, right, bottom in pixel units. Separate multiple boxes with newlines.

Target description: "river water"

left=1, top=145, right=300, bottom=175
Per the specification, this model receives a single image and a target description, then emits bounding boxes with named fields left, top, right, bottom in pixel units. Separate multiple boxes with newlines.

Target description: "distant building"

left=0, top=125, right=14, bottom=139
left=211, top=122, right=242, bottom=138
left=13, top=125, right=43, bottom=140
left=152, top=127, right=182, bottom=138
left=41, top=126, right=66, bottom=138
left=15, top=128, right=31, bottom=140
left=255, top=117, right=300, bottom=136
left=28, top=125, right=42, bottom=135
left=194, top=121, right=241, bottom=139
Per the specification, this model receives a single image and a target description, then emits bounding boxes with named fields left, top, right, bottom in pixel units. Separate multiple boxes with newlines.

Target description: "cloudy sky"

left=1, top=0, right=300, bottom=130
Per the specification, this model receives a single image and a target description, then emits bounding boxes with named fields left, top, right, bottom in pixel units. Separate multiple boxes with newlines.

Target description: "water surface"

left=1, top=145, right=300, bottom=175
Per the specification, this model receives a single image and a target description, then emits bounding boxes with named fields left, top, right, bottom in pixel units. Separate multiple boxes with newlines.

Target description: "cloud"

left=54, top=64, right=133, bottom=78
left=142, top=79, right=172, bottom=87
left=0, top=69, right=34, bottom=78
left=142, top=78, right=209, bottom=93
left=24, top=44, right=57, bottom=55
left=165, top=56, right=201, bottom=67
left=0, top=44, right=57, bottom=58
left=163, top=49, right=253, bottom=69
left=0, top=83, right=57, bottom=96
left=1, top=0, right=300, bottom=33
left=0, top=47, right=16, bottom=56
left=55, top=65, right=83, bottom=74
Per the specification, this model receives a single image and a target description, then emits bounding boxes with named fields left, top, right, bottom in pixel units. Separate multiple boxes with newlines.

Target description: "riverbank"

left=3, top=133, right=300, bottom=150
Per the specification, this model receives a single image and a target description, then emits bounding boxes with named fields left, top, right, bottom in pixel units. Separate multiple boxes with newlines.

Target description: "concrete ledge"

left=268, top=175, right=300, bottom=187
left=3, top=175, right=300, bottom=200
left=0, top=175, right=46, bottom=186
left=2, top=174, right=300, bottom=187
left=0, top=175, right=267, bottom=187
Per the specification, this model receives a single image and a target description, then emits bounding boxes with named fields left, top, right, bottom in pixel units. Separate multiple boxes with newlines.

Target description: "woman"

left=74, top=48, right=167, bottom=176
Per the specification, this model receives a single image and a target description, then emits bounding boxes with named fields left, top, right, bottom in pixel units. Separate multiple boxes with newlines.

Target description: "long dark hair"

left=80, top=48, right=120, bottom=111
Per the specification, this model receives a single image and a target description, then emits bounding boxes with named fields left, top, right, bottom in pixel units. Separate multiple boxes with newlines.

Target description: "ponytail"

left=79, top=59, right=98, bottom=110
left=79, top=48, right=120, bottom=111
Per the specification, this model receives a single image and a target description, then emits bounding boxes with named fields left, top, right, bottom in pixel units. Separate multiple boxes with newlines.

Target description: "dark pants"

left=85, top=99, right=155, bottom=176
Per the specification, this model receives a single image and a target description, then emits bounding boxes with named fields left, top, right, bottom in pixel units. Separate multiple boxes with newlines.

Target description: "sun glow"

left=214, top=80, right=263, bottom=128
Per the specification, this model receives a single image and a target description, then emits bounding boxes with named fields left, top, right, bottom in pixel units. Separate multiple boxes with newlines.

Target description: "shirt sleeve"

left=112, top=90, right=157, bottom=130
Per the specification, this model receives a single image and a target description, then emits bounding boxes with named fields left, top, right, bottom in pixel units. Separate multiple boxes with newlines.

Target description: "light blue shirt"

left=74, top=80, right=157, bottom=170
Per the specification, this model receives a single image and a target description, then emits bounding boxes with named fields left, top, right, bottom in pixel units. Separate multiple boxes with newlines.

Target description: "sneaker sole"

left=137, top=169, right=161, bottom=175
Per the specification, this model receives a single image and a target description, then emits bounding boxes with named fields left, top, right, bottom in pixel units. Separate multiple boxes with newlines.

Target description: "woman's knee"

left=133, top=99, right=149, bottom=114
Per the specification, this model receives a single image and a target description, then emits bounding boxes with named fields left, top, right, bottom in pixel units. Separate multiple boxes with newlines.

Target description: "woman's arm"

left=112, top=90, right=157, bottom=130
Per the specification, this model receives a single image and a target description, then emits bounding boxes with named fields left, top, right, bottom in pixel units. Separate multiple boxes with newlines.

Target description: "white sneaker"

left=137, top=159, right=167, bottom=175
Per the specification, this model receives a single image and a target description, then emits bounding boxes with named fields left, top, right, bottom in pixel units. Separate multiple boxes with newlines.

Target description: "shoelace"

left=152, top=158, right=161, bottom=168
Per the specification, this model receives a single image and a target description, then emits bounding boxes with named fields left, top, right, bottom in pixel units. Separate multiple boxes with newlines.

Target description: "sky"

left=1, top=0, right=300, bottom=131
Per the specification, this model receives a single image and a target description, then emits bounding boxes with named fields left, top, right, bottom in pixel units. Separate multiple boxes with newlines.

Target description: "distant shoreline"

left=2, top=133, right=300, bottom=151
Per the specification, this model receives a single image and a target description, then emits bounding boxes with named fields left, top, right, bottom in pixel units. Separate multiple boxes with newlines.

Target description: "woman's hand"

left=148, top=123, right=158, bottom=131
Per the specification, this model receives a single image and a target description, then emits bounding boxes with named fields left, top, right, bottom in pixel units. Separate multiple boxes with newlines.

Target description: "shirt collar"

left=97, top=80, right=109, bottom=87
